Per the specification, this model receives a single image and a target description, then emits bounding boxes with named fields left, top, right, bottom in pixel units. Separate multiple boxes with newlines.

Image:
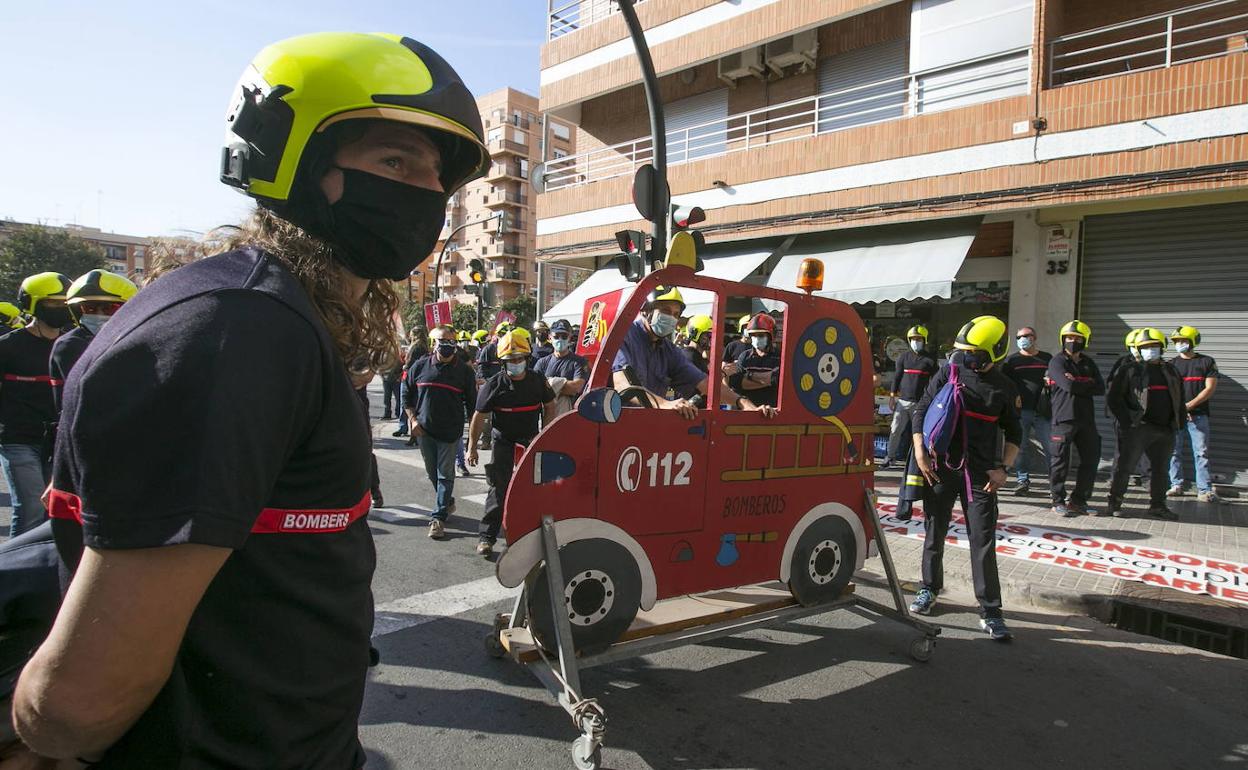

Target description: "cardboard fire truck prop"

left=487, top=247, right=939, bottom=770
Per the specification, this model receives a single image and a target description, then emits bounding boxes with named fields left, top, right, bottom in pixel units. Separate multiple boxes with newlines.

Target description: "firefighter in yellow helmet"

left=910, top=315, right=1021, bottom=641
left=466, top=331, right=557, bottom=555
left=724, top=313, right=753, bottom=365
left=1106, top=328, right=1185, bottom=520
left=1046, top=320, right=1105, bottom=518
left=17, top=33, right=489, bottom=766
left=610, top=286, right=776, bottom=418
left=0, top=271, right=70, bottom=538
left=884, top=324, right=937, bottom=471
left=1001, top=325, right=1054, bottom=496
left=679, top=314, right=715, bottom=382
left=1166, top=324, right=1219, bottom=502
left=49, top=269, right=139, bottom=415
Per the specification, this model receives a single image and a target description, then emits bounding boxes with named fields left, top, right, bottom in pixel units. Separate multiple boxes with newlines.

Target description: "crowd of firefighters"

left=378, top=286, right=782, bottom=556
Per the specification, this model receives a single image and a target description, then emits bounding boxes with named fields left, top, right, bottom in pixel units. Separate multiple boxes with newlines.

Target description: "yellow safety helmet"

left=511, top=327, right=531, bottom=341
left=1124, top=328, right=1141, bottom=351
left=497, top=330, right=530, bottom=358
left=221, top=32, right=489, bottom=202
left=472, top=329, right=488, bottom=343
left=906, top=325, right=929, bottom=342
left=0, top=302, right=21, bottom=329
left=494, top=321, right=512, bottom=335
left=67, top=269, right=139, bottom=305
left=1060, top=319, right=1092, bottom=345
left=954, top=315, right=1008, bottom=363
left=1135, top=327, right=1167, bottom=349
left=456, top=330, right=470, bottom=342
left=737, top=314, right=751, bottom=331
left=645, top=285, right=685, bottom=313
left=17, top=272, right=71, bottom=315
left=686, top=314, right=713, bottom=344
left=1169, top=324, right=1201, bottom=347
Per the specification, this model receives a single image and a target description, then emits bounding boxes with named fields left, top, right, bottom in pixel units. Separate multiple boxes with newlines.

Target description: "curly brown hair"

left=212, top=208, right=401, bottom=373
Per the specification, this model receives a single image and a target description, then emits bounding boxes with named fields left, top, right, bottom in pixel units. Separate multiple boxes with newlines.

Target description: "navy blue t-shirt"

left=48, top=248, right=373, bottom=769
left=534, top=351, right=589, bottom=388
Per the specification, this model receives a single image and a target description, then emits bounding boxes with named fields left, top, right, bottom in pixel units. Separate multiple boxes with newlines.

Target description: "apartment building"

left=537, top=0, right=1248, bottom=483
left=0, top=220, right=150, bottom=280
left=432, top=87, right=587, bottom=313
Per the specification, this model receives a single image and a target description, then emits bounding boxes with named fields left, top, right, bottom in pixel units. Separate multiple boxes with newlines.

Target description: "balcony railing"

left=542, top=49, right=1031, bottom=192
left=548, top=0, right=648, bottom=40
left=1050, top=0, right=1248, bottom=87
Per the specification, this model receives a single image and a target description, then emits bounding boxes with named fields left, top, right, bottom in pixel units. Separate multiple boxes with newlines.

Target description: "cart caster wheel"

left=909, top=636, right=935, bottom=662
left=484, top=631, right=505, bottom=659
left=571, top=736, right=602, bottom=770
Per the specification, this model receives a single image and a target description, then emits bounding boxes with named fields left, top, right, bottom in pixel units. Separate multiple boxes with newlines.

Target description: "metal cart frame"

left=486, top=490, right=937, bottom=770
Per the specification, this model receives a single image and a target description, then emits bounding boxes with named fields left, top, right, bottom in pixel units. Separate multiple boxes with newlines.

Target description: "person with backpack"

left=1001, top=326, right=1052, bottom=495
left=1106, top=328, right=1184, bottom=519
left=910, top=315, right=1021, bottom=642
left=1047, top=320, right=1106, bottom=517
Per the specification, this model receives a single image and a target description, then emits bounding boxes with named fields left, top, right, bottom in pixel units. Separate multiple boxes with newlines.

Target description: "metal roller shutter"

left=1078, top=201, right=1248, bottom=487
left=816, top=38, right=908, bottom=133
left=665, top=88, right=728, bottom=164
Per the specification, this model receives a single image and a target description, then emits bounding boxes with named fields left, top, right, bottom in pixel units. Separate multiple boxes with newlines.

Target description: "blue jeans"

left=419, top=433, right=458, bottom=520
left=1012, top=409, right=1051, bottom=485
left=1169, top=413, right=1212, bottom=493
left=1, top=443, right=51, bottom=537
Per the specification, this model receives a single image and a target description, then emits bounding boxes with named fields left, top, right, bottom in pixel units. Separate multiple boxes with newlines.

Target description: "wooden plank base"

left=500, top=581, right=856, bottom=663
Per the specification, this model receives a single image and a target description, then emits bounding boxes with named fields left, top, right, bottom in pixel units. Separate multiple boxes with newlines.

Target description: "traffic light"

left=669, top=204, right=706, bottom=270
left=613, top=229, right=647, bottom=282
left=468, top=258, right=486, bottom=284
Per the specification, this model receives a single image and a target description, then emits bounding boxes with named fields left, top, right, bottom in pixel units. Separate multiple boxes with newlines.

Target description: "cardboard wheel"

left=530, top=539, right=642, bottom=655
left=788, top=516, right=857, bottom=606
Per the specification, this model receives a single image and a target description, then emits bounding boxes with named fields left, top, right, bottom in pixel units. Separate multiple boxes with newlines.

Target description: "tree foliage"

left=452, top=302, right=479, bottom=332
left=0, top=226, right=108, bottom=302
left=498, top=294, right=536, bottom=330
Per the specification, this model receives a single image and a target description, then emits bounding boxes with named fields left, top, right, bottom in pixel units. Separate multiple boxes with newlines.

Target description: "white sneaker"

left=1196, top=491, right=1221, bottom=503
left=1166, top=485, right=1184, bottom=498
left=427, top=520, right=445, bottom=539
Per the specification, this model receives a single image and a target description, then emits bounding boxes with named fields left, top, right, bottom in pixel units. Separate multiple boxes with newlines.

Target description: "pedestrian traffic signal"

left=614, top=229, right=647, bottom=282
left=468, top=258, right=486, bottom=284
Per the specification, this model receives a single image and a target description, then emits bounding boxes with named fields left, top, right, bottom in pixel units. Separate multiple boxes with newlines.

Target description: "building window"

left=816, top=39, right=907, bottom=133
left=552, top=148, right=568, bottom=159
left=666, top=89, right=728, bottom=163
left=103, top=244, right=127, bottom=261
left=550, top=289, right=567, bottom=303
left=487, top=127, right=503, bottom=143
left=551, top=122, right=571, bottom=142
left=550, top=266, right=567, bottom=282
left=512, top=128, right=526, bottom=145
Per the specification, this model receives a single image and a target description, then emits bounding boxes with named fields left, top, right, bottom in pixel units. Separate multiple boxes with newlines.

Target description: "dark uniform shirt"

left=612, top=320, right=704, bottom=398
left=0, top=329, right=56, bottom=445
left=534, top=351, right=590, bottom=386
left=476, top=370, right=555, bottom=446
left=891, top=349, right=938, bottom=401
left=729, top=347, right=781, bottom=407
left=679, top=345, right=709, bottom=375
left=532, top=340, right=554, bottom=361
left=46, top=248, right=374, bottom=769
left=1046, top=351, right=1105, bottom=425
left=1143, top=363, right=1174, bottom=426
left=477, top=340, right=502, bottom=379
left=48, top=325, right=93, bottom=416
left=724, top=338, right=751, bottom=365
left=1002, top=350, right=1053, bottom=412
left=1170, top=353, right=1217, bottom=415
left=406, top=353, right=477, bottom=443
left=913, top=358, right=1022, bottom=477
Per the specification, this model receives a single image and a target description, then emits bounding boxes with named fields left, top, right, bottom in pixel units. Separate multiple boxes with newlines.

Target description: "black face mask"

left=962, top=349, right=991, bottom=371
left=1064, top=339, right=1086, bottom=354
left=322, top=168, right=449, bottom=281
left=34, top=305, right=72, bottom=329
left=536, top=331, right=550, bottom=342
left=435, top=342, right=457, bottom=359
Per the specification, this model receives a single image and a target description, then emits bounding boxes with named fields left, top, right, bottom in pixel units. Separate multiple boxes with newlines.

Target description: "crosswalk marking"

left=373, top=576, right=517, bottom=638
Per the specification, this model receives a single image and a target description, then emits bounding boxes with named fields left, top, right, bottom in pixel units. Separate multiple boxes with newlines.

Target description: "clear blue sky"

left=0, top=1, right=544, bottom=237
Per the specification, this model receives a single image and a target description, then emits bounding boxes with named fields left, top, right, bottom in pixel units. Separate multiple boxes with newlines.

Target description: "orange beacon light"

left=797, top=258, right=824, bottom=294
